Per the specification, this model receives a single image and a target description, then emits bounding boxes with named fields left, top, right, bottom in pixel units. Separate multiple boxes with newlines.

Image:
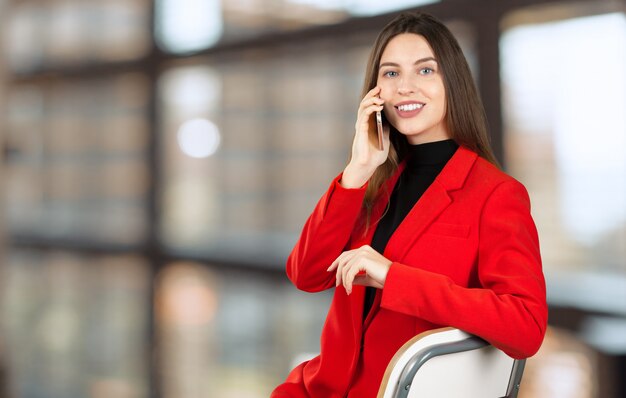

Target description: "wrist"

left=341, top=163, right=375, bottom=189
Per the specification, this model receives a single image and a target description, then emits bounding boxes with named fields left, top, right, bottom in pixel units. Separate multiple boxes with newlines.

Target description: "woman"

left=272, top=11, right=547, bottom=398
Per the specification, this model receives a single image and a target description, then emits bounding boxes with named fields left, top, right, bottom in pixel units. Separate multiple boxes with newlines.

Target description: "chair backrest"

left=377, top=327, right=525, bottom=398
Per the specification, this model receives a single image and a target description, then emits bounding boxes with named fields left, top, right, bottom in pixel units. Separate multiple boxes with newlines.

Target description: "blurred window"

left=154, top=0, right=223, bottom=53
left=1, top=250, right=150, bottom=398
left=500, top=11, right=626, bottom=273
left=155, top=261, right=332, bottom=397
left=4, top=74, right=150, bottom=244
left=155, top=0, right=441, bottom=53
left=157, top=45, right=368, bottom=264
left=343, top=0, right=440, bottom=16
left=3, top=0, right=150, bottom=72
left=282, top=0, right=440, bottom=16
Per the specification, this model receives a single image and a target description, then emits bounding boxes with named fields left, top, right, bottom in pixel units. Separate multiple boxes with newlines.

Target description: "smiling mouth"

left=396, top=103, right=425, bottom=111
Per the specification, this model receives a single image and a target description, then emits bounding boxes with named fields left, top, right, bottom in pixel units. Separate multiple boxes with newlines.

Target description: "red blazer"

left=272, top=146, right=547, bottom=398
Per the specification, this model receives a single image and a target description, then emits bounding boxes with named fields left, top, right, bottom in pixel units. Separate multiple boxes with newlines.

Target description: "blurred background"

left=0, top=0, right=624, bottom=397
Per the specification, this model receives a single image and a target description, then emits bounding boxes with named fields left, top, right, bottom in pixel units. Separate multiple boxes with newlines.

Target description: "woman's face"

left=377, top=33, right=449, bottom=145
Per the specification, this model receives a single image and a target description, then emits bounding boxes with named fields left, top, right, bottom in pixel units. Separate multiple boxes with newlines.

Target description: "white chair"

left=377, top=327, right=526, bottom=398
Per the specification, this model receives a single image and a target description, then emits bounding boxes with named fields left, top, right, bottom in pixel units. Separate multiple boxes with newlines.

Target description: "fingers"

left=341, top=245, right=375, bottom=293
left=363, top=86, right=382, bottom=102
left=356, top=87, right=384, bottom=129
left=342, top=261, right=365, bottom=295
left=348, top=87, right=390, bottom=174
left=355, top=104, right=384, bottom=133
left=328, top=249, right=358, bottom=288
left=359, top=95, right=384, bottom=111
left=353, top=274, right=384, bottom=289
left=328, top=245, right=390, bottom=294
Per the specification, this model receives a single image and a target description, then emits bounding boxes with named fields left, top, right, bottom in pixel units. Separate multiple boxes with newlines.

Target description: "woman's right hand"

left=341, top=86, right=390, bottom=189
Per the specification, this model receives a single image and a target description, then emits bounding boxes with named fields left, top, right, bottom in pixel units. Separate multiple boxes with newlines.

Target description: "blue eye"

left=383, top=71, right=398, bottom=78
left=419, top=67, right=434, bottom=75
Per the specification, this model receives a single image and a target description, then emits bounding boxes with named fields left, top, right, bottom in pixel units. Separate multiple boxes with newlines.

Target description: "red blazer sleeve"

left=380, top=180, right=548, bottom=359
left=286, top=173, right=367, bottom=292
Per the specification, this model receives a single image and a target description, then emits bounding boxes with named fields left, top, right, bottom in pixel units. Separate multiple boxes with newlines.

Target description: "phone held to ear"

left=376, top=111, right=384, bottom=150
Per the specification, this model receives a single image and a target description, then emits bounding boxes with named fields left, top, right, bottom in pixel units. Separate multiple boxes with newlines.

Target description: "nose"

left=397, top=76, right=417, bottom=96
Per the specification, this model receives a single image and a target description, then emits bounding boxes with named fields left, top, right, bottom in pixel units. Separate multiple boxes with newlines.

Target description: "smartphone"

left=376, top=111, right=384, bottom=150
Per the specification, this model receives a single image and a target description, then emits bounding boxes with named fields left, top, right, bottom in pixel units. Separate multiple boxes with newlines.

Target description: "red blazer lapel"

left=348, top=147, right=478, bottom=336
left=384, top=146, right=478, bottom=261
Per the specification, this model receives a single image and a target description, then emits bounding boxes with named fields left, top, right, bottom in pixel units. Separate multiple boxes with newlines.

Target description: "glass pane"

left=155, top=0, right=223, bottom=53
left=3, top=0, right=150, bottom=71
left=158, top=43, right=369, bottom=264
left=156, top=0, right=441, bottom=53
left=0, top=250, right=150, bottom=398
left=500, top=12, right=626, bottom=274
left=345, top=0, right=440, bottom=16
left=155, top=262, right=332, bottom=397
left=4, top=74, right=150, bottom=244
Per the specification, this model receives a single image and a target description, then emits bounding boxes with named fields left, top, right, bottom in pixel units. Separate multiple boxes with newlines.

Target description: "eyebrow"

left=379, top=57, right=437, bottom=68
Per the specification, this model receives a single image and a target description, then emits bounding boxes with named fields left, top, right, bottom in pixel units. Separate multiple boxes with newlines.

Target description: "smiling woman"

left=377, top=35, right=448, bottom=145
left=272, top=12, right=547, bottom=398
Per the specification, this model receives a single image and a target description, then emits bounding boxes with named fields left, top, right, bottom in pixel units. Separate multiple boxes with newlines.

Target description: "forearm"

left=287, top=173, right=368, bottom=292
left=381, top=263, right=547, bottom=358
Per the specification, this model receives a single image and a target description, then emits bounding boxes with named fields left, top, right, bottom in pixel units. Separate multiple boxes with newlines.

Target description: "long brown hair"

left=360, top=12, right=498, bottom=220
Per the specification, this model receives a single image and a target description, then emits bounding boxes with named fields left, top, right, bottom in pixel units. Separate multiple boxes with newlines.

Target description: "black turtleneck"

left=363, top=139, right=459, bottom=319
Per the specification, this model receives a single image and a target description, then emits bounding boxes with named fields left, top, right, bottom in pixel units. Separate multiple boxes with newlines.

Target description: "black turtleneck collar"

left=364, top=138, right=458, bottom=320
left=406, top=139, right=459, bottom=170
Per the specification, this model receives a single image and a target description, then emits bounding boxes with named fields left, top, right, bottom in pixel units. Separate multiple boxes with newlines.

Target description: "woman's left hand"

left=327, top=245, right=392, bottom=295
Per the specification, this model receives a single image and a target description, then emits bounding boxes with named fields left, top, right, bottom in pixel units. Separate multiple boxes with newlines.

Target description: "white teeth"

left=397, top=103, right=424, bottom=111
